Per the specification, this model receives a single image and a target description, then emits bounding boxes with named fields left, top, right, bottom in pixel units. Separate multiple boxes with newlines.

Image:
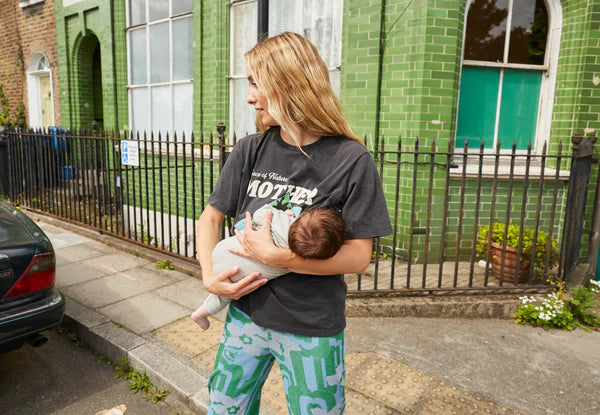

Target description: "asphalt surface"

left=0, top=329, right=190, bottom=415
left=27, top=211, right=600, bottom=414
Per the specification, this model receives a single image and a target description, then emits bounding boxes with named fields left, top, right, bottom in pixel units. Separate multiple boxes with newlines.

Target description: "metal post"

left=561, top=134, right=596, bottom=280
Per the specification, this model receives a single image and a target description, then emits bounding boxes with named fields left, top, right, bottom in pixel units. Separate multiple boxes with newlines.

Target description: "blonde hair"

left=245, top=32, right=363, bottom=145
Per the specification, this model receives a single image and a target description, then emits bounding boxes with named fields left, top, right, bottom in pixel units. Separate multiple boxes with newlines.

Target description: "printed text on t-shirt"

left=247, top=172, right=318, bottom=205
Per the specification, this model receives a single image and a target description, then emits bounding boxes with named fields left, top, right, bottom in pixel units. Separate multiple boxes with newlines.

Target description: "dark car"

left=0, top=201, right=65, bottom=353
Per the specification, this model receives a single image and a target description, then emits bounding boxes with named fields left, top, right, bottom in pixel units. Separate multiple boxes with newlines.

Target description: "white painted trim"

left=26, top=52, right=54, bottom=129
left=19, top=0, right=44, bottom=9
left=458, top=0, right=562, bottom=155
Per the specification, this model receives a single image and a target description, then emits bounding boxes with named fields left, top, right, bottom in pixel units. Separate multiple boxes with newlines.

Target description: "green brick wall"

left=54, top=0, right=125, bottom=131
left=48, top=0, right=600, bottom=266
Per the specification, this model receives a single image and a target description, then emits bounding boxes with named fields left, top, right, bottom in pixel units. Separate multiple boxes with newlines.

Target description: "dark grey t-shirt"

left=208, top=127, right=392, bottom=336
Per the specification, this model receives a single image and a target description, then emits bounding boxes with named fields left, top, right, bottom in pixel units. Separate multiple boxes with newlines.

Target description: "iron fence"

left=4, top=127, right=592, bottom=295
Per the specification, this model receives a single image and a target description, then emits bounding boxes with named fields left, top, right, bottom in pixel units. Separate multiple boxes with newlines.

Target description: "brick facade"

left=0, top=0, right=61, bottom=126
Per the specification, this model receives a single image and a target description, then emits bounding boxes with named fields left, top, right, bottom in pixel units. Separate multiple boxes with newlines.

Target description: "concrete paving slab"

left=44, top=230, right=90, bottom=249
left=56, top=261, right=116, bottom=288
left=54, top=244, right=107, bottom=266
left=141, top=262, right=190, bottom=282
left=98, top=292, right=191, bottom=333
left=80, top=252, right=152, bottom=273
left=61, top=266, right=179, bottom=309
left=153, top=276, right=209, bottom=311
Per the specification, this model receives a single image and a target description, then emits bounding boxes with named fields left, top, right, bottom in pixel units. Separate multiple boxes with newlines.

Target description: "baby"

left=191, top=205, right=346, bottom=329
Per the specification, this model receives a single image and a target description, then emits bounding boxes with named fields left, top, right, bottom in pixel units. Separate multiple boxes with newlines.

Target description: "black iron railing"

left=4, top=127, right=594, bottom=295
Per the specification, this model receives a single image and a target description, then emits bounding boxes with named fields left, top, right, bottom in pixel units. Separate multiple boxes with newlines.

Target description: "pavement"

left=29, top=211, right=600, bottom=415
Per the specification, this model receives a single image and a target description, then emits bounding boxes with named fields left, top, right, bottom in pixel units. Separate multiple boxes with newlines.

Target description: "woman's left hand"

left=231, top=211, right=285, bottom=266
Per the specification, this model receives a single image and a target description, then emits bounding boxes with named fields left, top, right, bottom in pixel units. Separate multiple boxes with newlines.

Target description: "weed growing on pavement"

left=114, top=357, right=171, bottom=404
left=514, top=279, right=600, bottom=331
left=155, top=260, right=174, bottom=270
left=55, top=325, right=85, bottom=347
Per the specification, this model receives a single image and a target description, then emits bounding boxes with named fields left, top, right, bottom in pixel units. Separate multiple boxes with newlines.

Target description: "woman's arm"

left=196, top=205, right=267, bottom=299
left=232, top=211, right=372, bottom=275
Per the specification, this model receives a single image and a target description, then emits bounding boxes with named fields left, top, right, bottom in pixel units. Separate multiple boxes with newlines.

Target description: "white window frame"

left=457, top=0, right=562, bottom=155
left=125, top=0, right=193, bottom=141
left=228, top=0, right=343, bottom=141
left=26, top=52, right=54, bottom=129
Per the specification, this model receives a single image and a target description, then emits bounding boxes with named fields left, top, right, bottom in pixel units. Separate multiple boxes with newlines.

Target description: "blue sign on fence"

left=121, top=140, right=139, bottom=166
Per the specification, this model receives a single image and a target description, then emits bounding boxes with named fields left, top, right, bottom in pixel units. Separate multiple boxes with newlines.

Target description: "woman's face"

left=246, top=71, right=278, bottom=127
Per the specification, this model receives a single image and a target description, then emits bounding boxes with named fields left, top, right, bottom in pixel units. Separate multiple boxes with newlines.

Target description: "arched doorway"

left=73, top=34, right=104, bottom=130
left=26, top=52, right=54, bottom=129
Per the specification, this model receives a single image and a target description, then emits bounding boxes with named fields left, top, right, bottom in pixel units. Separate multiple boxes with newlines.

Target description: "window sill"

left=449, top=160, right=570, bottom=181
left=19, top=0, right=44, bottom=9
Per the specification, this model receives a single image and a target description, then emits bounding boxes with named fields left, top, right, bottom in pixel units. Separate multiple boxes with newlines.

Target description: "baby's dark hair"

left=288, top=207, right=346, bottom=259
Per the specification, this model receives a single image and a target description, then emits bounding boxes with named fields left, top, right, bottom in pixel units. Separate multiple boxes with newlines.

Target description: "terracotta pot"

left=490, top=242, right=530, bottom=283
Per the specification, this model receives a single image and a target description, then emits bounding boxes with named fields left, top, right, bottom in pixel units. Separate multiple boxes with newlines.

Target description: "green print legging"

left=208, top=306, right=346, bottom=414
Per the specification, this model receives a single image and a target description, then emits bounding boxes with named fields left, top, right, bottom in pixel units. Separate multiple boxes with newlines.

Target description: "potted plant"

left=476, top=222, right=559, bottom=283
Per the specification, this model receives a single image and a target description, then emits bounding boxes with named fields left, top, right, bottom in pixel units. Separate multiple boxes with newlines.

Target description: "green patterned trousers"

left=208, top=305, right=346, bottom=414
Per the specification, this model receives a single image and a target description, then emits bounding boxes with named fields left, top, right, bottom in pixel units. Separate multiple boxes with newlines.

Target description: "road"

left=0, top=328, right=191, bottom=415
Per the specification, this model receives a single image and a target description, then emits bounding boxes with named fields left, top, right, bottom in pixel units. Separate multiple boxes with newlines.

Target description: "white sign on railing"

left=121, top=140, right=140, bottom=166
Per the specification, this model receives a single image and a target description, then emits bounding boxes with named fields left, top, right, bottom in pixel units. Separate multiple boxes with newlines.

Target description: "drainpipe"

left=374, top=0, right=387, bottom=154
left=257, top=0, right=268, bottom=42
left=586, top=161, right=600, bottom=275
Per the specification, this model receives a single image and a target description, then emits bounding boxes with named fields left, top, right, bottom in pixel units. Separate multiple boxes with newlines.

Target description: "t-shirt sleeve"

left=207, top=141, right=245, bottom=217
left=342, top=151, right=392, bottom=240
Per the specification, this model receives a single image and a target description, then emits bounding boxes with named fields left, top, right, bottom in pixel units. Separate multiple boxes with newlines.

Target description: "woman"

left=196, top=32, right=391, bottom=414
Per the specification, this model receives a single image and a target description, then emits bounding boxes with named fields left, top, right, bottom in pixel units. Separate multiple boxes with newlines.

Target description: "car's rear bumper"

left=0, top=288, right=65, bottom=353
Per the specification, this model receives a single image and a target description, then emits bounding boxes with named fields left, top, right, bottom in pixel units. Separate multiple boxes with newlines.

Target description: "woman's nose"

left=247, top=91, right=255, bottom=104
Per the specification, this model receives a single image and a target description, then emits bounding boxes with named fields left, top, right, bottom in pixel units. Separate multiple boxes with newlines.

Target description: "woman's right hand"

left=203, top=266, right=268, bottom=300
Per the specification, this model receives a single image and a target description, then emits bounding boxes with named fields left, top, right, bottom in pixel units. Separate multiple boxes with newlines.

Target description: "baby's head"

left=288, top=207, right=346, bottom=259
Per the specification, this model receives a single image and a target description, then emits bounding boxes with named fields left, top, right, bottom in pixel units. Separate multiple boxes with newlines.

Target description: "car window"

left=0, top=214, right=32, bottom=244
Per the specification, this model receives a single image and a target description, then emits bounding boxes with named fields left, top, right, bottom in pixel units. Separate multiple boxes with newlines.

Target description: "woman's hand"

left=203, top=266, right=267, bottom=300
left=230, top=211, right=294, bottom=267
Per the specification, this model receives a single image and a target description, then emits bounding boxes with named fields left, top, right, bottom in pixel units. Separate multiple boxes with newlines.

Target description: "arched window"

left=26, top=52, right=54, bottom=129
left=456, top=0, right=560, bottom=152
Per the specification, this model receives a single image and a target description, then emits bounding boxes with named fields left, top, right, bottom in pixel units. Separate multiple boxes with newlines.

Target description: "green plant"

left=476, top=222, right=559, bottom=278
left=0, top=83, right=11, bottom=126
left=156, top=260, right=174, bottom=270
left=114, top=357, right=171, bottom=404
left=514, top=279, right=600, bottom=331
left=567, top=283, right=600, bottom=330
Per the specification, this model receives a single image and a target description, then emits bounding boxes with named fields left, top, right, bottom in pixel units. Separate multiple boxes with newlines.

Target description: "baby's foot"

left=191, top=310, right=211, bottom=330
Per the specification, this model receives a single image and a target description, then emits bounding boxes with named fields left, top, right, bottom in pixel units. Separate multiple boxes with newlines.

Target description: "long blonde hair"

left=245, top=32, right=363, bottom=145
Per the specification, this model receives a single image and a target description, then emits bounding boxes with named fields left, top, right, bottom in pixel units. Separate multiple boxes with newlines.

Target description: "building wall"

left=54, top=0, right=126, bottom=131
left=0, top=0, right=61, bottom=126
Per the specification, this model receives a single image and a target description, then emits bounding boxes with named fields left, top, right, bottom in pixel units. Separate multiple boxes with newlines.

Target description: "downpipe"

left=585, top=159, right=600, bottom=276
left=27, top=333, right=49, bottom=348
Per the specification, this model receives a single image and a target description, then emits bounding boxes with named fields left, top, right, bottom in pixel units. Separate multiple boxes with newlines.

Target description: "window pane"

left=130, top=28, right=147, bottom=85
left=269, top=0, right=297, bottom=37
left=172, top=0, right=192, bottom=16
left=173, top=83, right=193, bottom=139
left=149, top=0, right=168, bottom=22
left=508, top=0, right=547, bottom=65
left=231, top=78, right=257, bottom=139
left=173, top=17, right=193, bottom=80
left=456, top=67, right=500, bottom=149
left=150, top=22, right=170, bottom=83
left=129, top=0, right=146, bottom=25
left=498, top=70, right=541, bottom=149
left=151, top=86, right=171, bottom=137
left=464, top=0, right=509, bottom=62
left=302, top=0, right=337, bottom=67
left=232, top=1, right=257, bottom=76
left=131, top=87, right=149, bottom=135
